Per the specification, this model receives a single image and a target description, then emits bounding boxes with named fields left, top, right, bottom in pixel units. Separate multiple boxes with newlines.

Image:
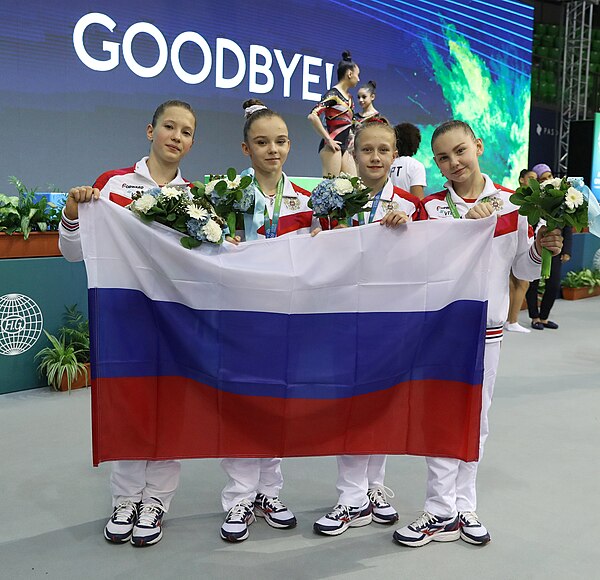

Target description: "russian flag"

left=79, top=200, right=494, bottom=466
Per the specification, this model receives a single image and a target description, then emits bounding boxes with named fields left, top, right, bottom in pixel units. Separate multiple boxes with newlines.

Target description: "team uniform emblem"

left=283, top=197, right=301, bottom=211
left=481, top=196, right=504, bottom=212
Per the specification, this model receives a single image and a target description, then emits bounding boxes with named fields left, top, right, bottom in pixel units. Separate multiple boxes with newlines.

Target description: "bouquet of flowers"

left=510, top=176, right=589, bottom=278
left=190, top=168, right=253, bottom=237
left=129, top=185, right=226, bottom=249
left=308, top=173, right=371, bottom=223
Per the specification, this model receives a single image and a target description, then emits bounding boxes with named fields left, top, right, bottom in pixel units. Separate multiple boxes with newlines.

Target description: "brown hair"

left=431, top=120, right=476, bottom=150
left=151, top=100, right=196, bottom=133
left=242, top=99, right=286, bottom=141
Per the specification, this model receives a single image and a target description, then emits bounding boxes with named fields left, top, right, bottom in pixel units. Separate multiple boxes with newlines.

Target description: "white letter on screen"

left=73, top=13, right=119, bottom=72
left=171, top=31, right=212, bottom=84
left=215, top=38, right=246, bottom=89
left=302, top=55, right=322, bottom=101
left=122, top=22, right=168, bottom=78
left=249, top=45, right=274, bottom=94
left=274, top=50, right=301, bottom=98
left=325, top=62, right=334, bottom=89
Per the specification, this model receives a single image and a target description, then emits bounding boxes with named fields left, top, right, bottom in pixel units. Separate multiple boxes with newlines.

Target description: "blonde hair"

left=353, top=117, right=395, bottom=149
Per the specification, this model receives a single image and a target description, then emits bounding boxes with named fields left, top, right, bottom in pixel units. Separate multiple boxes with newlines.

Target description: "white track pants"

left=424, top=341, right=501, bottom=517
left=220, top=458, right=284, bottom=511
left=336, top=455, right=387, bottom=506
left=110, top=460, right=181, bottom=511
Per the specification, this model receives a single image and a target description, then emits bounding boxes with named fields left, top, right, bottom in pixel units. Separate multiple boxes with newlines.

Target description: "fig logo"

left=0, top=294, right=44, bottom=356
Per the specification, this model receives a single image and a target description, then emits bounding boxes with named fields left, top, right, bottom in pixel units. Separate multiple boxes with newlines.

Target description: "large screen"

left=1, top=0, right=533, bottom=193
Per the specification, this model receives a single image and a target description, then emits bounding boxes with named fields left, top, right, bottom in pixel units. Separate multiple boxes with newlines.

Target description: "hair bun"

left=242, top=98, right=268, bottom=118
left=342, top=50, right=352, bottom=61
left=368, top=80, right=376, bottom=89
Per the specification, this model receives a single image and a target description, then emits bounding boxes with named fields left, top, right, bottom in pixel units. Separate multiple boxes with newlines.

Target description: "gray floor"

left=1, top=296, right=599, bottom=580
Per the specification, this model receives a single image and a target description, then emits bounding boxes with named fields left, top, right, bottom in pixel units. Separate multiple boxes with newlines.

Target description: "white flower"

left=204, top=180, right=220, bottom=195
left=333, top=178, right=353, bottom=195
left=227, top=176, right=241, bottom=189
left=133, top=194, right=157, bottom=213
left=565, top=187, right=584, bottom=210
left=187, top=204, right=208, bottom=220
left=202, top=219, right=222, bottom=243
left=541, top=178, right=562, bottom=189
left=160, top=186, right=183, bottom=199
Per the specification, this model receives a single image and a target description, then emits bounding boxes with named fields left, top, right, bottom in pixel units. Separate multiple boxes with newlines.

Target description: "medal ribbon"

left=257, top=177, right=284, bottom=238
left=445, top=191, right=462, bottom=219
left=347, top=190, right=383, bottom=226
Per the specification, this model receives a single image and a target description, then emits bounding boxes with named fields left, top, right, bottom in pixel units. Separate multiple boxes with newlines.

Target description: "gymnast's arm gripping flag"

left=79, top=199, right=495, bottom=465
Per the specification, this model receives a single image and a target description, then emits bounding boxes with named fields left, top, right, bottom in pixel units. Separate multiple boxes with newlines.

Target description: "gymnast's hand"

left=380, top=211, right=409, bottom=228
left=225, top=235, right=241, bottom=246
left=64, top=186, right=101, bottom=220
left=465, top=202, right=494, bottom=220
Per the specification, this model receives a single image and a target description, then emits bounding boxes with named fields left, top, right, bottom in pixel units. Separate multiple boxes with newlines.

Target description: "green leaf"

left=239, top=176, right=252, bottom=189
left=37, top=222, right=48, bottom=232
left=180, top=236, right=201, bottom=249
left=226, top=167, right=236, bottom=181
left=214, top=180, right=228, bottom=194
left=527, top=207, right=540, bottom=224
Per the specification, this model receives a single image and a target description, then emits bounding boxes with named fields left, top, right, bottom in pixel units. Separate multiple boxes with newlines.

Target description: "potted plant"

left=561, top=268, right=600, bottom=300
left=0, top=176, right=64, bottom=258
left=34, top=305, right=91, bottom=392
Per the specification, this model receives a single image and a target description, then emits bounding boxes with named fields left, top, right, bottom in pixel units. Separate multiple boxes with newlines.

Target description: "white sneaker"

left=504, top=322, right=531, bottom=333
left=131, top=498, right=165, bottom=547
left=367, top=486, right=399, bottom=524
left=313, top=501, right=372, bottom=536
left=220, top=499, right=256, bottom=542
left=104, top=500, right=139, bottom=543
left=393, top=511, right=460, bottom=547
left=459, top=511, right=491, bottom=545
left=254, top=493, right=297, bottom=529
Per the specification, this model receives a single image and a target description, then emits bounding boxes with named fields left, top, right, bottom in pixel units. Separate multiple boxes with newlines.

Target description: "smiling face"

left=147, top=106, right=195, bottom=165
left=538, top=170, right=553, bottom=182
left=354, top=124, right=397, bottom=188
left=357, top=87, right=375, bottom=111
left=241, top=115, right=290, bottom=177
left=432, top=127, right=483, bottom=186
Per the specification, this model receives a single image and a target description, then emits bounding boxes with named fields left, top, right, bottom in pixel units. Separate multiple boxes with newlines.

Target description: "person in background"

left=389, top=123, right=427, bottom=199
left=355, top=80, right=380, bottom=125
left=505, top=169, right=538, bottom=333
left=526, top=164, right=573, bottom=330
left=308, top=51, right=360, bottom=176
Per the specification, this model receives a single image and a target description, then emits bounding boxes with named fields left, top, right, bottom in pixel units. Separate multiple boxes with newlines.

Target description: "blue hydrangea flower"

left=310, top=180, right=345, bottom=215
left=233, top=187, right=255, bottom=212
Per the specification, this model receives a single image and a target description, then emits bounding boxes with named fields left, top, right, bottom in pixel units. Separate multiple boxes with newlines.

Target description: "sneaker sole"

left=254, top=508, right=297, bottom=529
left=104, top=529, right=132, bottom=544
left=460, top=530, right=491, bottom=546
left=131, top=529, right=163, bottom=547
left=394, top=529, right=460, bottom=548
left=220, top=529, right=250, bottom=542
left=220, top=513, right=255, bottom=542
left=372, top=513, right=399, bottom=525
left=313, top=513, right=372, bottom=536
